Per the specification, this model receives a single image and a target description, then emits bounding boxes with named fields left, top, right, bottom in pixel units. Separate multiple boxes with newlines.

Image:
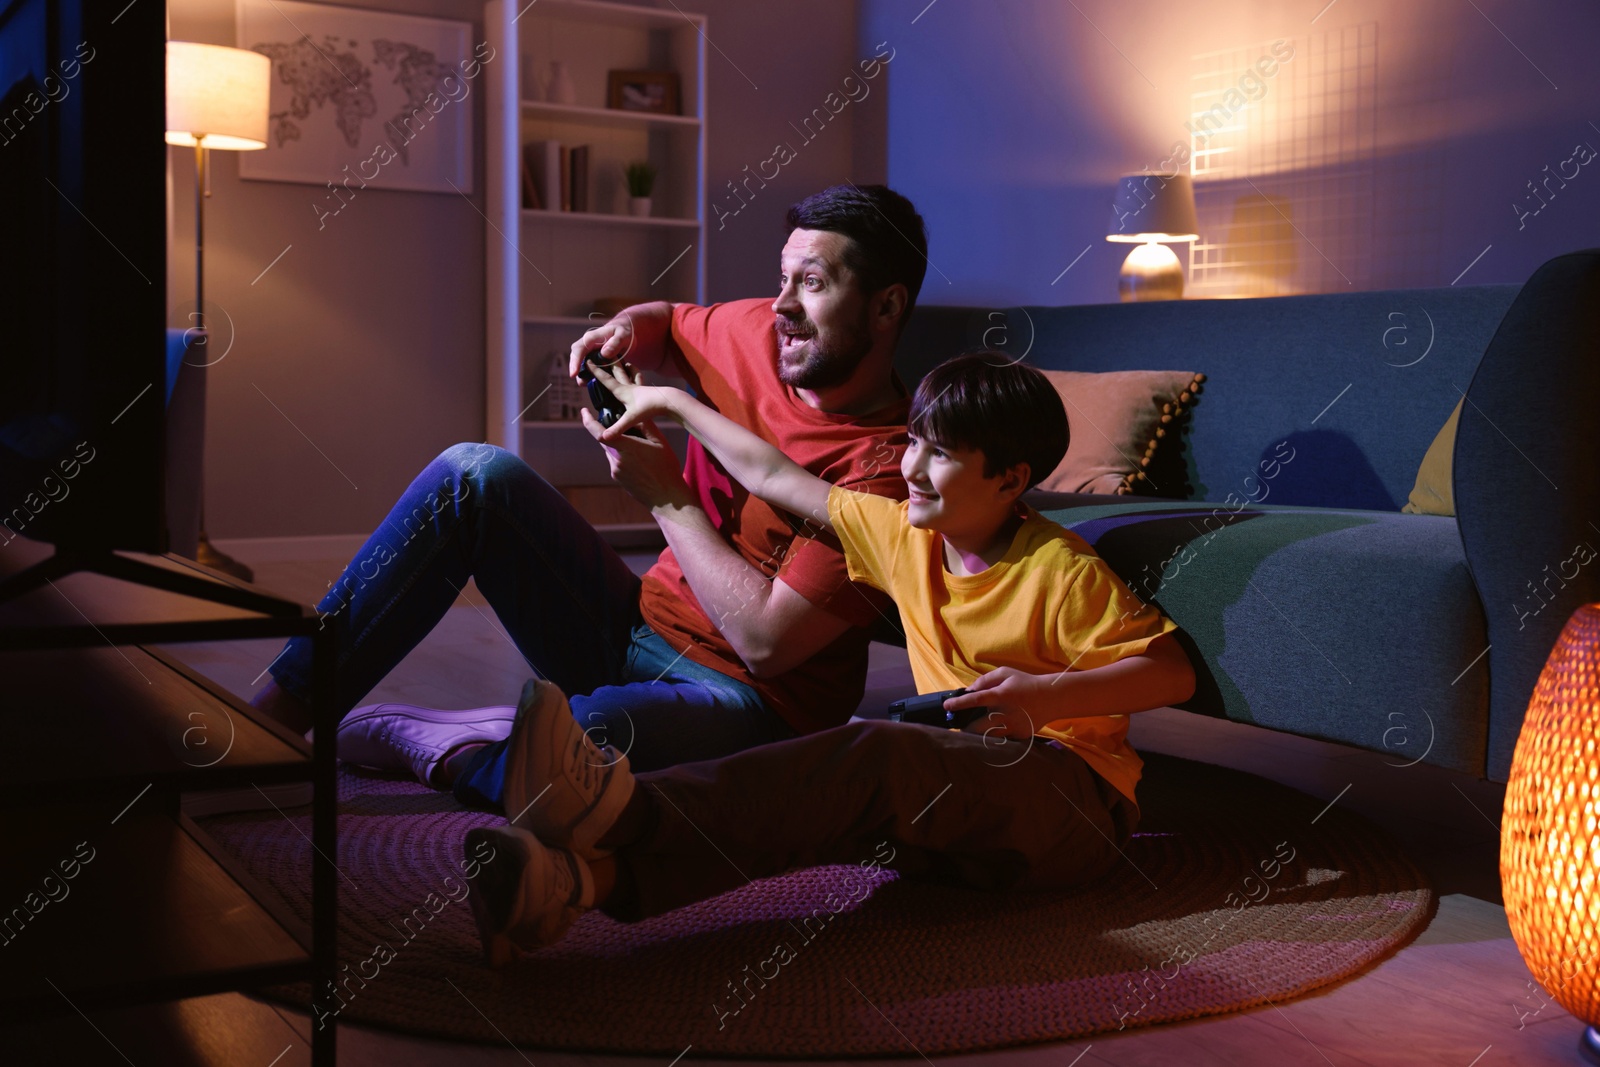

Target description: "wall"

left=169, top=0, right=488, bottom=542
left=692, top=0, right=863, bottom=303
left=859, top=0, right=1600, bottom=308
left=171, top=0, right=863, bottom=542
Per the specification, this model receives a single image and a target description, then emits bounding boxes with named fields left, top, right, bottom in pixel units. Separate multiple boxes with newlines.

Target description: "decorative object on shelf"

left=237, top=0, right=475, bottom=193
left=545, top=355, right=589, bottom=420
left=545, top=60, right=577, bottom=105
left=1501, top=602, right=1600, bottom=1065
left=1106, top=173, right=1200, bottom=302
left=625, top=161, right=656, bottom=217
left=165, top=40, right=271, bottom=583
left=607, top=69, right=681, bottom=114
left=520, top=52, right=542, bottom=101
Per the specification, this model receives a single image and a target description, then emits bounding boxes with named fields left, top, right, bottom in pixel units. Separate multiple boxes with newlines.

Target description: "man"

left=250, top=184, right=929, bottom=811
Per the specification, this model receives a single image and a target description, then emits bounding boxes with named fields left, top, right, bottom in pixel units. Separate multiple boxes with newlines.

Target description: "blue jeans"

left=269, top=442, right=797, bottom=810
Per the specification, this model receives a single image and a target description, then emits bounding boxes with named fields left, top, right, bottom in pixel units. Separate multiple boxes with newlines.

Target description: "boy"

left=464, top=353, right=1196, bottom=965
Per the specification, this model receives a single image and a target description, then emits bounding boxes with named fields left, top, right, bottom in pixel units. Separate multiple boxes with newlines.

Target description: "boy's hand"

left=947, top=667, right=1044, bottom=739
left=581, top=407, right=693, bottom=511
left=590, top=361, right=682, bottom=441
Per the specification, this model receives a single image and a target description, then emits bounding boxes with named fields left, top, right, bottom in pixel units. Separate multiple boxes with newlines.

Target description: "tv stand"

left=0, top=547, right=296, bottom=617
left=0, top=540, right=339, bottom=1066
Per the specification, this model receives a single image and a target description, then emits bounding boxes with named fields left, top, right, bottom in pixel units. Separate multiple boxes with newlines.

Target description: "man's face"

left=772, top=228, right=874, bottom=390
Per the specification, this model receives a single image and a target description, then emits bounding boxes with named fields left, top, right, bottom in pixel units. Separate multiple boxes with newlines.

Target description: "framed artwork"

left=236, top=0, right=479, bottom=193
left=606, top=70, right=681, bottom=115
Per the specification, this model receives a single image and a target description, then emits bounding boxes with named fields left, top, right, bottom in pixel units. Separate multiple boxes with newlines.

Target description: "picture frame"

left=236, top=0, right=477, bottom=193
left=606, top=70, right=681, bottom=115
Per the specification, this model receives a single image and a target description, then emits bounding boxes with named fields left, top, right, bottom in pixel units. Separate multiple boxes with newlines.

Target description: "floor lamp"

left=165, top=41, right=270, bottom=582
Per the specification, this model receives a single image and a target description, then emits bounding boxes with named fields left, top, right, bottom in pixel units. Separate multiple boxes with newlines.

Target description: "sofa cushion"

left=1036, top=369, right=1205, bottom=496
left=1401, top=398, right=1461, bottom=516
left=1027, top=494, right=1490, bottom=774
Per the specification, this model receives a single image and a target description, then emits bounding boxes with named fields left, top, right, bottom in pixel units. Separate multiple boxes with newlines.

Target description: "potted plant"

left=625, top=161, right=656, bottom=217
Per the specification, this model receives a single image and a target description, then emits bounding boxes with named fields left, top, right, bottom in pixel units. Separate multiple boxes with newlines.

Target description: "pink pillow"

left=1036, top=369, right=1206, bottom=495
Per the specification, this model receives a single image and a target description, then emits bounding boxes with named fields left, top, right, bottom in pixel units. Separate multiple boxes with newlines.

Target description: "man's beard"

left=774, top=310, right=873, bottom=390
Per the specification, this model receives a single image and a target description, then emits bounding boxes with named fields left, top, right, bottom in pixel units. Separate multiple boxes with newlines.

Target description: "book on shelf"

left=570, top=145, right=589, bottom=212
left=525, top=140, right=561, bottom=212
left=520, top=151, right=541, bottom=210
left=523, top=140, right=591, bottom=213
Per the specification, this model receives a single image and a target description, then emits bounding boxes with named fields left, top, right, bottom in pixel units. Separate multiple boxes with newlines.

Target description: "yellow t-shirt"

left=827, top=485, right=1178, bottom=805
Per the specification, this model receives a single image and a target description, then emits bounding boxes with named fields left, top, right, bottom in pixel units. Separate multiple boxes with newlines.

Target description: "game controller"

left=887, top=688, right=989, bottom=729
left=580, top=358, right=644, bottom=437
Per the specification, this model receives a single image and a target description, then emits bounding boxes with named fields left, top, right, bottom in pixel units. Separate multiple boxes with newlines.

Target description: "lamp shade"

left=165, top=41, right=270, bottom=151
left=1501, top=602, right=1600, bottom=1033
left=1107, top=173, right=1199, bottom=243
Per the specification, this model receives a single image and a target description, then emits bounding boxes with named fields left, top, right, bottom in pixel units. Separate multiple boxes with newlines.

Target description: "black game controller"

left=887, top=688, right=988, bottom=729
left=580, top=359, right=645, bottom=438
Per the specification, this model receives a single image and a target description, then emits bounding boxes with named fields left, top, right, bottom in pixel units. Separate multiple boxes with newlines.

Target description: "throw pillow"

left=1036, top=369, right=1207, bottom=495
left=1401, top=398, right=1462, bottom=516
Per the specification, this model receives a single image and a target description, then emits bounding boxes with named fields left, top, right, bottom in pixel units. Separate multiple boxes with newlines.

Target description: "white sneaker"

left=335, top=703, right=516, bottom=786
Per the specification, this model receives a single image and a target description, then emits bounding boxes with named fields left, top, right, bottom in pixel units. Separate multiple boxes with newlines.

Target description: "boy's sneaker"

left=335, top=703, right=516, bottom=786
left=502, top=677, right=634, bottom=859
left=464, top=824, right=593, bottom=967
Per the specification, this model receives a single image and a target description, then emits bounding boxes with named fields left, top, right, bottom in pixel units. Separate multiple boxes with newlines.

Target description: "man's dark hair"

left=785, top=184, right=928, bottom=323
left=908, top=352, right=1069, bottom=490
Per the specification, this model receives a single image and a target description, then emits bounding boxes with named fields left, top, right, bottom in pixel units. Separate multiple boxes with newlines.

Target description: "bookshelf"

left=484, top=0, right=706, bottom=542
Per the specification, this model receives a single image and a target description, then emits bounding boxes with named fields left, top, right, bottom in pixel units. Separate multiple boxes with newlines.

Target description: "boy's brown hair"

left=908, top=352, right=1069, bottom=489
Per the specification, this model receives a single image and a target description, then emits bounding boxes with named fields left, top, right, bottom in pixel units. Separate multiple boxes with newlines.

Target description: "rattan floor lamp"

left=1501, top=602, right=1600, bottom=1063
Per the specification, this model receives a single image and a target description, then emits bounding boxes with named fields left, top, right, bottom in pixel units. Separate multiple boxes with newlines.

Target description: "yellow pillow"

left=1402, top=399, right=1462, bottom=516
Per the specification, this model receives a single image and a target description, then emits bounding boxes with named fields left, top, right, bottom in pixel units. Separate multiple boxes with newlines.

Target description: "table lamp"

left=1106, top=173, right=1199, bottom=302
left=165, top=41, right=270, bottom=581
left=1501, top=602, right=1600, bottom=1063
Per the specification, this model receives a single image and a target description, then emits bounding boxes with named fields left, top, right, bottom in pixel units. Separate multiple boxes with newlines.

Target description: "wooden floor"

left=6, top=552, right=1589, bottom=1066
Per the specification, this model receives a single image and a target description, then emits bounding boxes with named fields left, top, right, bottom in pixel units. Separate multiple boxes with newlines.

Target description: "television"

left=0, top=0, right=169, bottom=571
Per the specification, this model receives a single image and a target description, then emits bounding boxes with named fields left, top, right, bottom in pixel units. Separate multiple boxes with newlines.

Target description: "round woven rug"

left=200, top=751, right=1433, bottom=1056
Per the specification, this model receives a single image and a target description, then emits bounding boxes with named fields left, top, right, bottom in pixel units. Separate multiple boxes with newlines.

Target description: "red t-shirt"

left=637, top=298, right=909, bottom=733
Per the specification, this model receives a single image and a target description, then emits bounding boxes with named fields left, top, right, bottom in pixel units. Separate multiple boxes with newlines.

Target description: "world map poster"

left=237, top=0, right=476, bottom=193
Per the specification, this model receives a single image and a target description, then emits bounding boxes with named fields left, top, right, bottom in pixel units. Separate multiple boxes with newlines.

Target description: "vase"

left=629, top=196, right=653, bottom=217
left=546, top=61, right=577, bottom=105
left=520, top=54, right=541, bottom=101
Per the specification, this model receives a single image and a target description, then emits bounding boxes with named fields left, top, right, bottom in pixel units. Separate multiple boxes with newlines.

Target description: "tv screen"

left=0, top=0, right=167, bottom=556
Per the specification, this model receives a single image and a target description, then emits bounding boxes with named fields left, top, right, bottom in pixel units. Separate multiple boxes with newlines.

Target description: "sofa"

left=891, top=249, right=1600, bottom=782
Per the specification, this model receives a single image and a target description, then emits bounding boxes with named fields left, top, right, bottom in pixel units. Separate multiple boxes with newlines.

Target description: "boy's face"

left=772, top=228, right=873, bottom=390
left=901, top=433, right=1021, bottom=535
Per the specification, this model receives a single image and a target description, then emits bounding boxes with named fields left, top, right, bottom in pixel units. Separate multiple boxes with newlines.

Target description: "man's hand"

left=569, top=301, right=673, bottom=378
left=580, top=408, right=693, bottom=512
left=947, top=667, right=1044, bottom=740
